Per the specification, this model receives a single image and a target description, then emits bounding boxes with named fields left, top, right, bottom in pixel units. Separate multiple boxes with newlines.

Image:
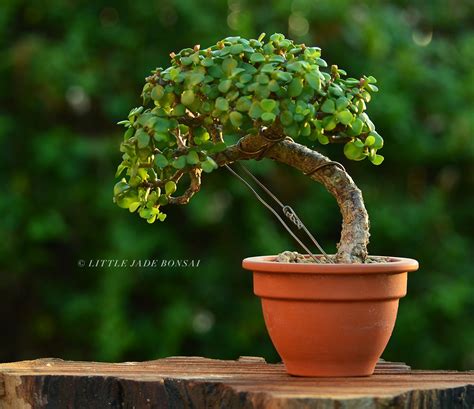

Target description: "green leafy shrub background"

left=1, top=0, right=473, bottom=369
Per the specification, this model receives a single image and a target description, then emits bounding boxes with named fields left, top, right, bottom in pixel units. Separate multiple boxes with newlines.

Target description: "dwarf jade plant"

left=114, top=33, right=383, bottom=263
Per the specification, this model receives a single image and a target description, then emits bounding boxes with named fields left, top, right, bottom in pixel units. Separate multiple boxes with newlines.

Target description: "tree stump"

left=0, top=356, right=472, bottom=408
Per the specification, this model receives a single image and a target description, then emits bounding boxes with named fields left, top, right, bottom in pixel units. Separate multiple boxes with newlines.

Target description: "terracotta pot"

left=242, top=255, right=419, bottom=377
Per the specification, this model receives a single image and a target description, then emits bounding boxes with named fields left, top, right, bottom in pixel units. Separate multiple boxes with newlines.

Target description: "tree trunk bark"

left=214, top=133, right=370, bottom=263
left=2, top=357, right=473, bottom=408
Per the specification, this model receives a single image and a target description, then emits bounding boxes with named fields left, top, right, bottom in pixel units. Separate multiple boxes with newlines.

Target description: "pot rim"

left=242, top=255, right=419, bottom=274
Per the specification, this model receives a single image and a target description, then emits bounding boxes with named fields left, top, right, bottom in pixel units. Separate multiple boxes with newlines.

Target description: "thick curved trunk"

left=214, top=133, right=370, bottom=263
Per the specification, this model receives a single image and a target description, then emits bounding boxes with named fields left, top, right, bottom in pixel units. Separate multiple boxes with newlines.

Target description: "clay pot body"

left=242, top=256, right=419, bottom=377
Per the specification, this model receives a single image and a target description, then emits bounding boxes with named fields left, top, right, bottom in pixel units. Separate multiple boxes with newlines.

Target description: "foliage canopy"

left=114, top=33, right=383, bottom=223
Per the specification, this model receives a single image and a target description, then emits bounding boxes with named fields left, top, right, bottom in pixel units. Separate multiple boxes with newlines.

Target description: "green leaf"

left=180, top=56, right=193, bottom=66
left=113, top=180, right=130, bottom=196
left=155, top=118, right=171, bottom=132
left=261, top=63, right=276, bottom=73
left=288, top=78, right=304, bottom=97
left=370, top=132, right=384, bottom=149
left=344, top=141, right=365, bottom=161
left=201, top=58, right=214, bottom=67
left=315, top=58, right=328, bottom=67
left=186, top=151, right=200, bottom=165
left=137, top=112, right=158, bottom=128
left=158, top=195, right=169, bottom=206
left=147, top=214, right=157, bottom=224
left=193, top=127, right=210, bottom=145
left=337, top=110, right=353, bottom=125
left=129, top=202, right=141, bottom=213
left=218, top=80, right=232, bottom=93
left=261, top=112, right=276, bottom=122
left=256, top=73, right=269, bottom=84
left=222, top=57, right=238, bottom=76
left=189, top=72, right=205, bottom=86
left=249, top=101, right=263, bottom=119
left=269, top=55, right=285, bottom=63
left=255, top=84, right=270, bottom=99
left=172, top=104, right=186, bottom=116
left=301, top=122, right=311, bottom=137
left=165, top=180, right=177, bottom=195
left=154, top=132, right=170, bottom=143
left=283, top=124, right=300, bottom=138
left=288, top=47, right=303, bottom=55
left=286, top=62, right=304, bottom=73
left=370, top=154, right=384, bottom=165
left=124, top=127, right=134, bottom=140
left=236, top=96, right=252, bottom=111
left=137, top=168, right=148, bottom=180
left=230, top=44, right=244, bottom=54
left=268, top=80, right=279, bottom=92
left=260, top=99, right=276, bottom=112
left=157, top=193, right=169, bottom=206
left=115, top=163, right=127, bottom=177
left=139, top=207, right=152, bottom=219
left=201, top=101, right=213, bottom=112
left=181, top=90, right=195, bottom=106
left=231, top=67, right=246, bottom=77
left=356, top=99, right=367, bottom=113
left=367, top=84, right=379, bottom=92
left=304, top=47, right=321, bottom=59
left=351, top=118, right=364, bottom=135
left=229, top=111, right=243, bottom=128
left=280, top=111, right=293, bottom=126
left=154, top=154, right=169, bottom=168
left=158, top=213, right=167, bottom=222
left=364, top=135, right=375, bottom=146
left=305, top=73, right=321, bottom=91
left=321, top=99, right=336, bottom=114
left=151, top=85, right=164, bottom=101
left=322, top=115, right=337, bottom=130
left=250, top=53, right=265, bottom=63
left=136, top=129, right=150, bottom=148
left=208, top=65, right=224, bottom=78
left=147, top=189, right=160, bottom=204
left=172, top=156, right=187, bottom=169
left=207, top=142, right=227, bottom=153
left=275, top=71, right=292, bottom=82
left=336, top=97, right=349, bottom=110
left=215, top=97, right=229, bottom=111
left=317, top=132, right=329, bottom=145
left=116, top=192, right=139, bottom=209
left=128, top=106, right=143, bottom=120
left=201, top=157, right=218, bottom=173
left=270, top=33, right=284, bottom=42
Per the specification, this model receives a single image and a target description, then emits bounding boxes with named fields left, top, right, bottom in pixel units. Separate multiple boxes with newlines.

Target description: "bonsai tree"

left=114, top=33, right=383, bottom=263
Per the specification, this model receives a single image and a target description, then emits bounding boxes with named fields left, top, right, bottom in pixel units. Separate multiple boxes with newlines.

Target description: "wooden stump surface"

left=0, top=356, right=473, bottom=408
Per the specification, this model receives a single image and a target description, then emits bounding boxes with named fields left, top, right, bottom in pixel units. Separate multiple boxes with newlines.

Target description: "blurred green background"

left=1, top=0, right=473, bottom=370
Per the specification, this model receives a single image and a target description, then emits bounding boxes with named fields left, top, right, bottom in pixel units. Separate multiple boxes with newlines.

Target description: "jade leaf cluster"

left=114, top=33, right=383, bottom=223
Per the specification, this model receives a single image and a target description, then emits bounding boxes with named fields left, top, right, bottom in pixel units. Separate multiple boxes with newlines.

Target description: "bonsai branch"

left=214, top=132, right=370, bottom=263
left=140, top=169, right=186, bottom=189
left=168, top=168, right=202, bottom=205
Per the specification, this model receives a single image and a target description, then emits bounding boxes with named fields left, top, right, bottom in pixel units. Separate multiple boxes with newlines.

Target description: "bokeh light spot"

left=289, top=13, right=309, bottom=37
left=412, top=30, right=433, bottom=47
left=65, top=86, right=91, bottom=115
